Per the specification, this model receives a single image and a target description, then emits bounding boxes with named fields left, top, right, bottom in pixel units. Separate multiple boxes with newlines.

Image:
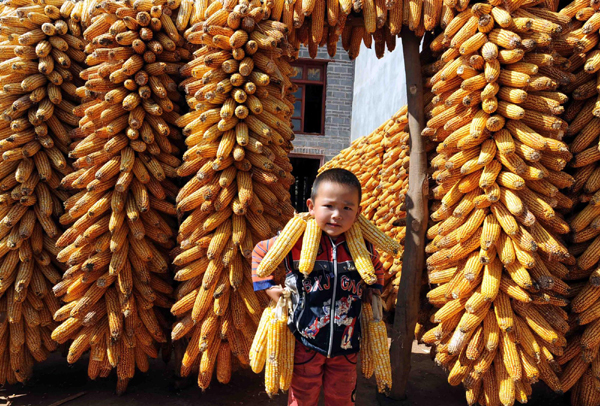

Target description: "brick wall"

left=291, top=41, right=355, bottom=162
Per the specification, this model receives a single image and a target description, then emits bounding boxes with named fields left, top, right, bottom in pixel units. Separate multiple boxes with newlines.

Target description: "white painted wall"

left=350, top=42, right=407, bottom=141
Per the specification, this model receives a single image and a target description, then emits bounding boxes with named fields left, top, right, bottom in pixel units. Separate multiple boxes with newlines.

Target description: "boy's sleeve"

left=370, top=245, right=385, bottom=291
left=252, top=236, right=279, bottom=291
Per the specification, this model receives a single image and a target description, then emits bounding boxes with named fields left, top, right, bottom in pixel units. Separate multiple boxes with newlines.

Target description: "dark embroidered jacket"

left=252, top=233, right=384, bottom=357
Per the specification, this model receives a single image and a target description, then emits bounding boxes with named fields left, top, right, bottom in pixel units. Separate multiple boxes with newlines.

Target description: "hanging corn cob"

left=552, top=1, right=600, bottom=404
left=170, top=0, right=297, bottom=390
left=0, top=0, right=87, bottom=385
left=319, top=106, right=410, bottom=311
left=420, top=3, right=575, bottom=405
left=51, top=0, right=187, bottom=394
left=249, top=288, right=294, bottom=397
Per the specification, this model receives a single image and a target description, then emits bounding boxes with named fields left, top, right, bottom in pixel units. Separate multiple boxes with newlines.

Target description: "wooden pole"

left=387, top=26, right=428, bottom=401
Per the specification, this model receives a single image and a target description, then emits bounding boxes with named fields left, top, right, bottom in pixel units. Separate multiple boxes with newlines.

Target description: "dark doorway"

left=289, top=157, right=322, bottom=213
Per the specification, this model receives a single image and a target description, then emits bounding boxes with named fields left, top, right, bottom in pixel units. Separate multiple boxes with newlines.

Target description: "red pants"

left=288, top=341, right=357, bottom=406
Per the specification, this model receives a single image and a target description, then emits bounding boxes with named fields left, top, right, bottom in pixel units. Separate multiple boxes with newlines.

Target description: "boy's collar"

left=326, top=233, right=346, bottom=245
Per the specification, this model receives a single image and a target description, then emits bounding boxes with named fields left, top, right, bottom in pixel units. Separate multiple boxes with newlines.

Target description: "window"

left=289, top=157, right=322, bottom=212
left=290, top=61, right=327, bottom=135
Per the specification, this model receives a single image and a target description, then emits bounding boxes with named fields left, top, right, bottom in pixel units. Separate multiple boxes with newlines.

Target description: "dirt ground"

left=2, top=342, right=569, bottom=406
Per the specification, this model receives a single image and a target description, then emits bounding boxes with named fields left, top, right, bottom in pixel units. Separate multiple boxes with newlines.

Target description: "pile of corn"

left=320, top=106, right=410, bottom=311
left=169, top=0, right=298, bottom=390
left=0, top=0, right=86, bottom=385
left=50, top=0, right=188, bottom=394
left=547, top=2, right=600, bottom=405
left=421, top=2, right=577, bottom=404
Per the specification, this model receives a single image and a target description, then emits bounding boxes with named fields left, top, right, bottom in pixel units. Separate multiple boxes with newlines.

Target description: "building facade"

left=287, top=42, right=355, bottom=211
left=285, top=41, right=409, bottom=211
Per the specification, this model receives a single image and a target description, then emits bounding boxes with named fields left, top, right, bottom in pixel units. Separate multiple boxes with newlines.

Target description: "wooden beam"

left=387, top=26, right=428, bottom=401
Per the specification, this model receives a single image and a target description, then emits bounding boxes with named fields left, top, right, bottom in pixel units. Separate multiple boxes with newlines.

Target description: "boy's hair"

left=310, top=168, right=362, bottom=203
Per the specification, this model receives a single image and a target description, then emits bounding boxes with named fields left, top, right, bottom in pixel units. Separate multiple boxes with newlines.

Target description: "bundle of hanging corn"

left=360, top=296, right=393, bottom=394
left=319, top=106, right=410, bottom=311
left=0, top=0, right=87, bottom=385
left=261, top=0, right=451, bottom=59
left=544, top=2, right=600, bottom=405
left=249, top=288, right=294, bottom=397
left=250, top=212, right=397, bottom=395
left=51, top=0, right=188, bottom=394
left=420, top=2, right=576, bottom=404
left=170, top=0, right=298, bottom=390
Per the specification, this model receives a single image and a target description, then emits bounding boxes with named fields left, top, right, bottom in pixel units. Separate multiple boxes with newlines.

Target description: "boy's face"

left=307, top=181, right=361, bottom=238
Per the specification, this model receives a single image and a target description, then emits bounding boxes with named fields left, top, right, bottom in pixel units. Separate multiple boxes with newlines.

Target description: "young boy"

left=252, top=168, right=384, bottom=406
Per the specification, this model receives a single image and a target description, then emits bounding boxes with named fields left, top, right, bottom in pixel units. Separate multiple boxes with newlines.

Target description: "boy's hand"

left=266, top=286, right=284, bottom=303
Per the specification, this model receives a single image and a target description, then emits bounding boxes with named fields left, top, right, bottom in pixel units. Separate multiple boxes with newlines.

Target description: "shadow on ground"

left=2, top=344, right=570, bottom=406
